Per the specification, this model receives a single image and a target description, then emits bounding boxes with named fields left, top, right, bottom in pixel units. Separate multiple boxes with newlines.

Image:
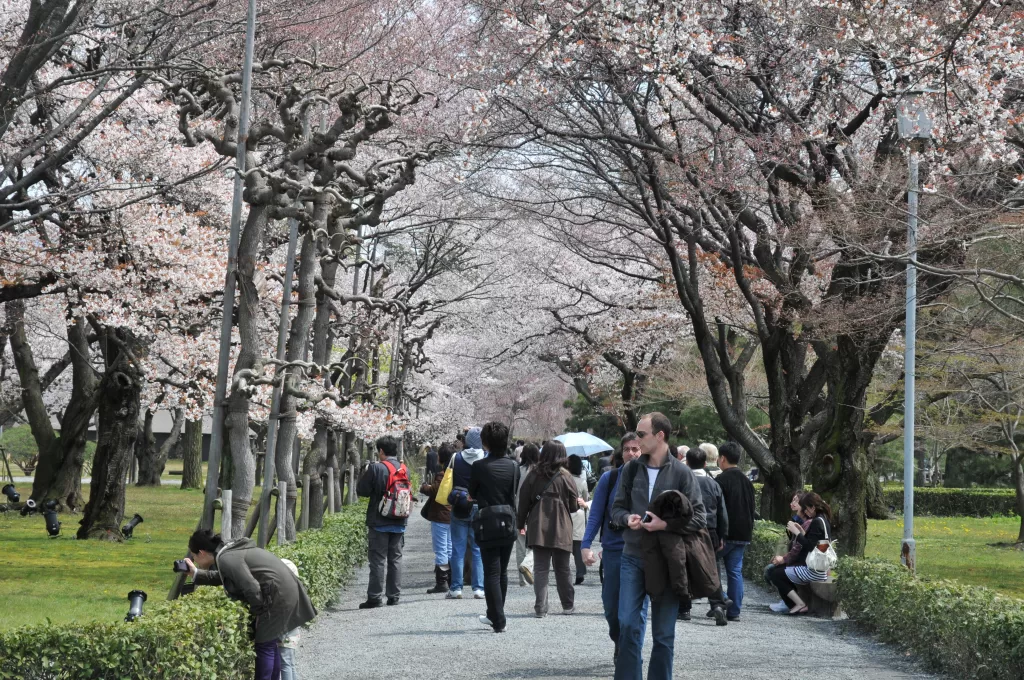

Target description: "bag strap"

left=509, top=461, right=520, bottom=505
left=381, top=459, right=396, bottom=487
left=818, top=516, right=830, bottom=542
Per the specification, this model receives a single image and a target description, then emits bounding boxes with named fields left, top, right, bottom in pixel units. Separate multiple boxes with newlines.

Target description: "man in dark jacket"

left=716, top=441, right=757, bottom=621
left=609, top=412, right=706, bottom=680
left=186, top=530, right=316, bottom=680
left=356, top=435, right=408, bottom=608
left=681, top=447, right=731, bottom=625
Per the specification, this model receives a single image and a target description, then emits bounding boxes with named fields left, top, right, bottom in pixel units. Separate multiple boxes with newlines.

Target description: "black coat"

left=716, top=467, right=756, bottom=542
left=640, top=490, right=693, bottom=600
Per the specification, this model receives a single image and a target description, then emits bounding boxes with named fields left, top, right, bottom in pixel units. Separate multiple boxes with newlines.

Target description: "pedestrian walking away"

left=184, top=530, right=316, bottom=680
left=515, top=443, right=541, bottom=586
left=609, top=412, right=706, bottom=680
left=567, top=454, right=591, bottom=585
left=715, top=441, right=757, bottom=620
left=517, top=440, right=579, bottom=618
left=679, top=445, right=731, bottom=625
left=582, top=432, right=643, bottom=661
left=469, top=421, right=520, bottom=632
left=421, top=442, right=455, bottom=594
left=447, top=427, right=486, bottom=599
left=356, top=436, right=411, bottom=608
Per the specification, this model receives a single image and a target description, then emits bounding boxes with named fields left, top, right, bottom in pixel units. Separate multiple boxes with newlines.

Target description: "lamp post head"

left=896, top=89, right=939, bottom=141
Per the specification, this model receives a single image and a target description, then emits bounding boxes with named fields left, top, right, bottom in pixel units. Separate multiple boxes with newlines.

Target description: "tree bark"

left=305, top=423, right=328, bottom=528
left=180, top=418, right=203, bottom=490
left=7, top=302, right=97, bottom=511
left=77, top=327, right=142, bottom=540
left=1013, top=456, right=1024, bottom=545
left=136, top=408, right=184, bottom=486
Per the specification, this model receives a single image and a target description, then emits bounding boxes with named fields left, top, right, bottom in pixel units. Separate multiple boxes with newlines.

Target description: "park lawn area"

left=0, top=484, right=204, bottom=630
left=866, top=516, right=1024, bottom=599
left=160, top=458, right=208, bottom=481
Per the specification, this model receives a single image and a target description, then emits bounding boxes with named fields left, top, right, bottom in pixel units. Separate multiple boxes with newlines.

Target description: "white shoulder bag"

left=804, top=517, right=838, bottom=574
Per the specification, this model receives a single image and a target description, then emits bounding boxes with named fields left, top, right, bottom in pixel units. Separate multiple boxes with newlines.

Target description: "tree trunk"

left=1010, top=452, right=1024, bottom=545
left=77, top=328, right=142, bottom=540
left=180, top=418, right=203, bottom=490
left=808, top=333, right=888, bottom=557
left=306, top=423, right=328, bottom=528
left=7, top=302, right=97, bottom=511
left=136, top=408, right=184, bottom=486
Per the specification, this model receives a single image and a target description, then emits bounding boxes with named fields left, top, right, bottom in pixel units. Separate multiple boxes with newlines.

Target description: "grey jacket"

left=693, top=469, right=728, bottom=535
left=610, top=453, right=707, bottom=559
left=194, top=538, right=316, bottom=643
left=356, top=456, right=409, bottom=530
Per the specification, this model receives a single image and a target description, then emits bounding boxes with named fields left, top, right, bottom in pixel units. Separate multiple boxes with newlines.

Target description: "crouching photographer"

left=183, top=529, right=317, bottom=680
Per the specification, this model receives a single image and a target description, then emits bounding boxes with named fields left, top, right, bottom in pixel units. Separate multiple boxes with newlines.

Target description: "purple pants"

left=255, top=640, right=282, bottom=680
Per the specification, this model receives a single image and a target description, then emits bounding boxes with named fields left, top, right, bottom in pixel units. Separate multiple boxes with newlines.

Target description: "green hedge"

left=0, top=588, right=252, bottom=680
left=882, top=487, right=1018, bottom=517
left=753, top=483, right=1018, bottom=517
left=0, top=504, right=368, bottom=679
left=838, top=559, right=1024, bottom=679
left=270, top=503, right=368, bottom=610
left=741, top=520, right=787, bottom=581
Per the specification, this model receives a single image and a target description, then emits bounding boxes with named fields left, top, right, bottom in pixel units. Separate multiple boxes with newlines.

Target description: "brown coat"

left=420, top=471, right=451, bottom=524
left=641, top=490, right=693, bottom=599
left=516, top=468, right=578, bottom=552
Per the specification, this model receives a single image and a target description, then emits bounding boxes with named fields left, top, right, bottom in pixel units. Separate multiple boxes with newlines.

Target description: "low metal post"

left=276, top=481, right=288, bottom=545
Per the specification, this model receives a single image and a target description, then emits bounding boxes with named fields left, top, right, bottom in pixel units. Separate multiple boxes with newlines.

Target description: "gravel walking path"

left=298, top=511, right=938, bottom=679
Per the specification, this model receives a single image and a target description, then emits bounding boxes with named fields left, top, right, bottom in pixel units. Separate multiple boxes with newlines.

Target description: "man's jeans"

left=617, top=554, right=673, bottom=680
left=430, top=521, right=453, bottom=566
left=601, top=549, right=639, bottom=645
left=720, top=541, right=748, bottom=618
left=449, top=510, right=483, bottom=593
left=254, top=640, right=281, bottom=680
left=367, top=529, right=404, bottom=601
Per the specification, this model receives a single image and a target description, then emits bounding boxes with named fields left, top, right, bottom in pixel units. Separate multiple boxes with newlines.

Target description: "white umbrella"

left=553, top=432, right=614, bottom=457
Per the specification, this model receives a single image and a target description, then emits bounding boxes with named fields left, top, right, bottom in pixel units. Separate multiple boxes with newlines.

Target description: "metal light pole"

left=897, top=93, right=934, bottom=573
left=201, top=0, right=259, bottom=533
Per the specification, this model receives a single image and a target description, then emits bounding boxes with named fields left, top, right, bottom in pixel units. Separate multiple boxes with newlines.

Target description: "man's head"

left=454, top=433, right=465, bottom=451
left=375, top=435, right=399, bottom=460
left=188, top=529, right=224, bottom=570
left=685, top=447, right=707, bottom=470
left=718, top=441, right=742, bottom=470
left=620, top=432, right=642, bottom=465
left=675, top=445, right=690, bottom=461
left=698, top=442, right=719, bottom=467
left=480, top=421, right=510, bottom=457
left=438, top=442, right=455, bottom=468
left=636, top=412, right=672, bottom=457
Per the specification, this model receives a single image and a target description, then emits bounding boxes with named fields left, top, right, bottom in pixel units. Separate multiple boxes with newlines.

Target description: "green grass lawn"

left=0, top=485, right=203, bottom=630
left=866, top=516, right=1024, bottom=599
left=159, top=458, right=208, bottom=481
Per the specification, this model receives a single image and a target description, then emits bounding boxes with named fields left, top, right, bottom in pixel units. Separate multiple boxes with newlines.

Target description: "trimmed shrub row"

left=838, top=559, right=1024, bottom=679
left=881, top=486, right=1018, bottom=517
left=0, top=504, right=368, bottom=680
left=743, top=517, right=1024, bottom=678
left=752, top=483, right=1019, bottom=517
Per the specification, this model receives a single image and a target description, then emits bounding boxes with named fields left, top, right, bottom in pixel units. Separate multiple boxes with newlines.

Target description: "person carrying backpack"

left=356, top=435, right=412, bottom=609
left=582, top=433, right=643, bottom=661
left=446, top=427, right=486, bottom=599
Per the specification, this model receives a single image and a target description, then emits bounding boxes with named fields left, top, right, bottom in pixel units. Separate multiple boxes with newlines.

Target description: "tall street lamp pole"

left=897, top=92, right=934, bottom=573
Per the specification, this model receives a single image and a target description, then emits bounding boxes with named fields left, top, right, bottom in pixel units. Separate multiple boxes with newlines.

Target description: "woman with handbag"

left=516, top=440, right=580, bottom=618
left=767, top=492, right=835, bottom=615
left=421, top=443, right=455, bottom=594
left=567, top=454, right=591, bottom=585
left=468, top=421, right=520, bottom=633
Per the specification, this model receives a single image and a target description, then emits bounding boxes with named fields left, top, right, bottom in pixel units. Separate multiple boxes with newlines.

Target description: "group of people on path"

left=356, top=413, right=765, bottom=680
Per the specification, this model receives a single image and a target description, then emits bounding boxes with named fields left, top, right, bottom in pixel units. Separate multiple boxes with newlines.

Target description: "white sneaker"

left=446, top=590, right=463, bottom=600
left=769, top=600, right=789, bottom=613
left=473, top=590, right=485, bottom=599
left=479, top=615, right=492, bottom=627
